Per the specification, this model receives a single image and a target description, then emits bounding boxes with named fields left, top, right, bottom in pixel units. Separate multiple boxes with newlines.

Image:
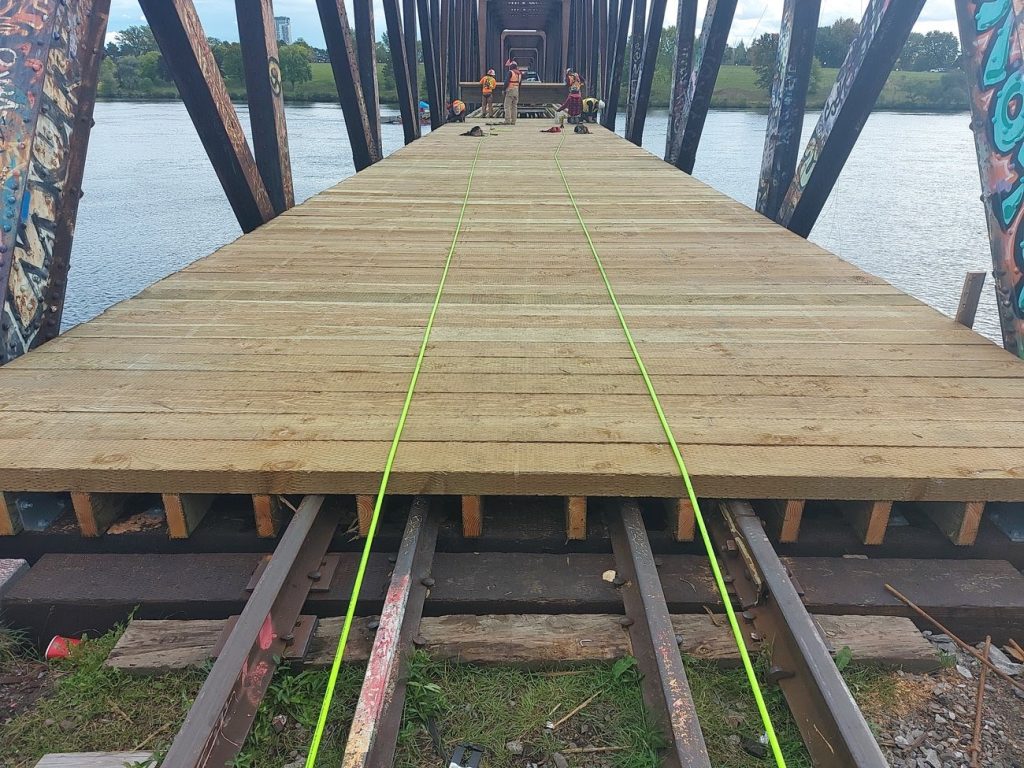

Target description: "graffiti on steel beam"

left=0, top=0, right=105, bottom=363
left=0, top=0, right=60, bottom=362
left=958, top=0, right=1024, bottom=354
left=786, top=0, right=892, bottom=214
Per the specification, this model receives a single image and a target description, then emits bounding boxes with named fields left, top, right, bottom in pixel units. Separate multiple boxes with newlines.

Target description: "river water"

left=68, top=101, right=999, bottom=343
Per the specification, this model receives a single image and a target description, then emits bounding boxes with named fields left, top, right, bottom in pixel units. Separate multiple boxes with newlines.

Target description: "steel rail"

left=341, top=497, right=440, bottom=767
left=714, top=500, right=888, bottom=768
left=605, top=499, right=711, bottom=768
left=161, top=494, right=340, bottom=768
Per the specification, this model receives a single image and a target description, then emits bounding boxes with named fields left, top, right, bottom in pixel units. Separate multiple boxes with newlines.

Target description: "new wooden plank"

left=912, top=500, right=986, bottom=547
left=840, top=500, right=893, bottom=546
left=565, top=496, right=587, bottom=540
left=252, top=494, right=283, bottom=537
left=0, top=122, right=1020, bottom=504
left=669, top=497, right=696, bottom=542
left=0, top=492, right=22, bottom=535
left=461, top=495, right=483, bottom=537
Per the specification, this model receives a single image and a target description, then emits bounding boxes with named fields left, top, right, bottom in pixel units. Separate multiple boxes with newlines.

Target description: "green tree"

left=98, top=56, right=118, bottom=95
left=279, top=43, right=313, bottom=87
left=137, top=50, right=166, bottom=84
left=220, top=43, right=244, bottom=82
left=815, top=17, right=859, bottom=68
left=115, top=56, right=143, bottom=90
left=750, top=32, right=778, bottom=93
left=915, top=30, right=960, bottom=71
left=733, top=40, right=749, bottom=65
left=114, top=25, right=157, bottom=58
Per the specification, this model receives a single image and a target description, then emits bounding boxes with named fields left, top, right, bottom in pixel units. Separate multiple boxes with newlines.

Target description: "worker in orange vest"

left=503, top=60, right=522, bottom=125
left=479, top=68, right=497, bottom=118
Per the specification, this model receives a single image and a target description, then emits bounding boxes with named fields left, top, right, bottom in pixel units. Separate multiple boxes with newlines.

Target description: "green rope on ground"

left=552, top=130, right=788, bottom=768
left=304, top=136, right=486, bottom=768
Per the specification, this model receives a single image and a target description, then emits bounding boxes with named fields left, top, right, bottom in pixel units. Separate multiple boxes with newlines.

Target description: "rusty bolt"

left=367, top=617, right=380, bottom=631
left=750, top=632, right=762, bottom=642
left=675, top=634, right=684, bottom=646
left=281, top=633, right=295, bottom=644
left=413, top=635, right=427, bottom=647
left=617, top=616, right=634, bottom=627
left=612, top=575, right=627, bottom=587
left=421, top=576, right=435, bottom=588
left=387, top=554, right=398, bottom=563
left=741, top=611, right=755, bottom=621
left=307, top=569, right=322, bottom=582
left=653, top=558, right=664, bottom=567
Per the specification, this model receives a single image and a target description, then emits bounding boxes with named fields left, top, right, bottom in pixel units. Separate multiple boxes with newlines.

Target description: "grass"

left=1, top=627, right=911, bottom=768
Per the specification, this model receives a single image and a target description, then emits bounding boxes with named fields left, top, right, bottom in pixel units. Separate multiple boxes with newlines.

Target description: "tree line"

left=99, top=25, right=321, bottom=97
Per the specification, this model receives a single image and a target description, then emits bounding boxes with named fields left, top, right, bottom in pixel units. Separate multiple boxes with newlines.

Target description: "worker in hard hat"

left=581, top=97, right=603, bottom=123
left=479, top=68, right=497, bottom=118
left=503, top=60, right=522, bottom=125
left=447, top=99, right=467, bottom=122
left=556, top=78, right=584, bottom=123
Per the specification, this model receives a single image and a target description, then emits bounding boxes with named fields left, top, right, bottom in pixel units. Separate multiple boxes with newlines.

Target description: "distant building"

left=274, top=16, right=292, bottom=45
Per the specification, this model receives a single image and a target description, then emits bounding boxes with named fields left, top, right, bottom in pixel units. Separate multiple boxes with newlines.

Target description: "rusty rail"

left=713, top=499, right=889, bottom=768
left=161, top=495, right=339, bottom=768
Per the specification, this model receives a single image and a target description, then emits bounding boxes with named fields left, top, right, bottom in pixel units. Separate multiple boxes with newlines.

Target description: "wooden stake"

left=956, top=271, right=987, bottom=329
left=163, top=493, right=216, bottom=539
left=565, top=496, right=587, bottom=540
left=356, top=494, right=374, bottom=536
left=252, top=494, right=283, bottom=538
left=71, top=492, right=132, bottom=537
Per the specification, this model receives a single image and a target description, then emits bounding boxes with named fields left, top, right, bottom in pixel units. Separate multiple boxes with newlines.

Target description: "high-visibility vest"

left=507, top=69, right=522, bottom=87
left=480, top=75, right=496, bottom=94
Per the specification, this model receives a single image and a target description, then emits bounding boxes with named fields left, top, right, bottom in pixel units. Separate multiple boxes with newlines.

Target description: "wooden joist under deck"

left=0, top=123, right=1021, bottom=514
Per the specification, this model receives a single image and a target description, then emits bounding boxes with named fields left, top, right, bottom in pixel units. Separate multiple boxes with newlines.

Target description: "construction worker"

left=447, top=99, right=467, bottom=122
left=581, top=97, right=601, bottom=123
left=503, top=60, right=522, bottom=125
left=556, top=79, right=583, bottom=123
left=479, top=68, right=497, bottom=118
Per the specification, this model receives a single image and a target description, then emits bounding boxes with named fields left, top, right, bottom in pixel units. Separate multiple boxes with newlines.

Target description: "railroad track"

left=140, top=494, right=888, bottom=768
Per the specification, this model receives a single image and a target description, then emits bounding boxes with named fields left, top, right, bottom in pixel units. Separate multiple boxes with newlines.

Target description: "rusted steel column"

left=419, top=0, right=443, bottom=129
left=755, top=0, right=820, bottom=221
left=315, top=0, right=381, bottom=170
left=353, top=0, right=384, bottom=150
left=567, top=0, right=577, bottom=69
left=714, top=501, right=888, bottom=768
left=664, top=0, right=697, bottom=165
left=431, top=0, right=443, bottom=104
left=623, top=0, right=645, bottom=137
left=236, top=0, right=295, bottom=215
left=582, top=0, right=593, bottom=87
left=383, top=0, right=419, bottom=144
left=625, top=0, right=666, bottom=145
left=477, top=0, right=488, bottom=76
left=161, top=496, right=338, bottom=768
left=606, top=500, right=711, bottom=768
left=595, top=0, right=607, bottom=98
left=776, top=0, right=926, bottom=237
left=341, top=498, right=439, bottom=767
left=665, top=0, right=737, bottom=172
left=600, top=0, right=632, bottom=129
left=956, top=0, right=1024, bottom=354
left=403, top=0, right=420, bottom=113
left=603, top=0, right=618, bottom=101
left=140, top=0, right=274, bottom=232
left=0, top=0, right=110, bottom=363
left=562, top=0, right=571, bottom=74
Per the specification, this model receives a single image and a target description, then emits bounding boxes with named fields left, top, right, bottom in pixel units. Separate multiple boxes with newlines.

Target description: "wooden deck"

left=1, top=121, right=1022, bottom=510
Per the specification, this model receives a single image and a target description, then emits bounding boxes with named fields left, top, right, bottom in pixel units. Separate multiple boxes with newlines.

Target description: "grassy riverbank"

left=102, top=63, right=968, bottom=112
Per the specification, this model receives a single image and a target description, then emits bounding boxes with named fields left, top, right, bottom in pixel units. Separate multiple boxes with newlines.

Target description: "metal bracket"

left=247, top=553, right=341, bottom=592
left=212, top=614, right=319, bottom=661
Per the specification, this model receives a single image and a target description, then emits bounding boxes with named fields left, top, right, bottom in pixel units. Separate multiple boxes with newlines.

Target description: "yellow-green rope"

left=304, top=136, right=486, bottom=767
left=552, top=130, right=787, bottom=768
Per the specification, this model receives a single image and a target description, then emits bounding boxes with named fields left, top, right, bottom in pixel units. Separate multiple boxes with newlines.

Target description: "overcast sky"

left=106, top=0, right=961, bottom=49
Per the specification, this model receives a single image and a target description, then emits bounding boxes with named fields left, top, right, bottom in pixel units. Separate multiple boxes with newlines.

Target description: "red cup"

left=44, top=635, right=80, bottom=660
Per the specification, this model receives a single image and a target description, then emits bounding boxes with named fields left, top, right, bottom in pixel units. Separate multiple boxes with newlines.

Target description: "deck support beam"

left=235, top=0, right=295, bottom=215
left=775, top=0, right=926, bottom=237
left=665, top=0, right=738, bottom=172
left=625, top=0, right=667, bottom=145
left=316, top=0, right=382, bottom=170
left=755, top=0, right=820, bottom=220
left=0, top=0, right=111, bottom=362
left=955, top=0, right=1024, bottom=355
left=140, top=0, right=274, bottom=233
